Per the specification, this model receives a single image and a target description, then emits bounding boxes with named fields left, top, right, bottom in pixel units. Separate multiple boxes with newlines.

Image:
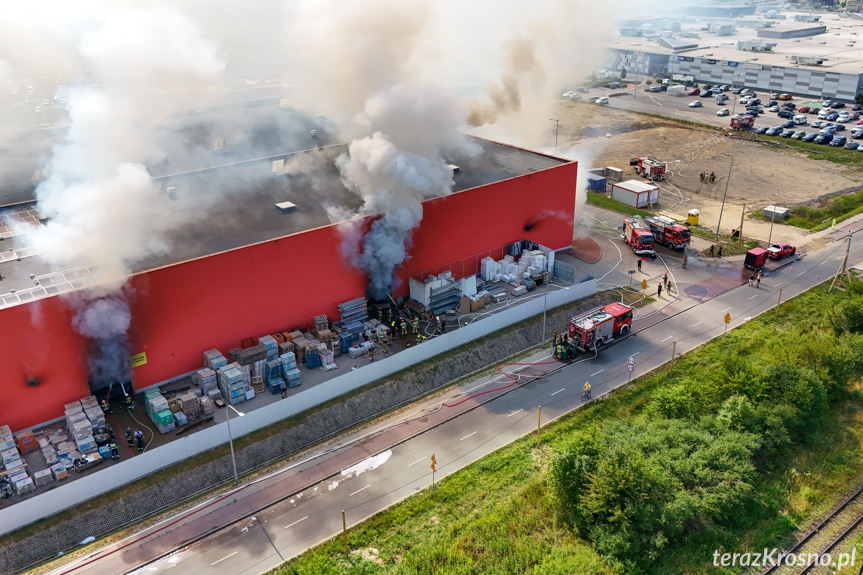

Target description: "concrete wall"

left=0, top=160, right=578, bottom=431
left=0, top=283, right=607, bottom=575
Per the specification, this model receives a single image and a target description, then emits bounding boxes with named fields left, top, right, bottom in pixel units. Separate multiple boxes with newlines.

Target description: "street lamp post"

left=715, top=155, right=734, bottom=242
left=767, top=204, right=778, bottom=246
left=225, top=404, right=244, bottom=483
left=549, top=119, right=560, bottom=154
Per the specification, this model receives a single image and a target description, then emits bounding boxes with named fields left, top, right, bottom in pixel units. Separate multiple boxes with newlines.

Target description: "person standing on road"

left=637, top=259, right=642, bottom=272
left=756, top=276, right=761, bottom=289
left=682, top=255, right=687, bottom=269
left=657, top=283, right=663, bottom=298
left=718, top=246, right=723, bottom=258
left=749, top=274, right=755, bottom=287
left=663, top=273, right=668, bottom=288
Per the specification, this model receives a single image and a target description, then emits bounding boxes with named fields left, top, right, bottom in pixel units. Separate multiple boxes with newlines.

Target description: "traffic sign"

left=627, top=364, right=634, bottom=372
left=431, top=462, right=436, bottom=472
left=724, top=313, right=731, bottom=324
left=628, top=270, right=636, bottom=275
left=627, top=356, right=635, bottom=366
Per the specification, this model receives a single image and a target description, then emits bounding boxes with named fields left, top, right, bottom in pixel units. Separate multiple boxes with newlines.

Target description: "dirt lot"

left=554, top=102, right=863, bottom=246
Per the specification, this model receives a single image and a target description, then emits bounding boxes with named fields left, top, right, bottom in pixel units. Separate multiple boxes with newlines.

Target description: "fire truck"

left=622, top=216, right=656, bottom=257
left=554, top=303, right=634, bottom=358
left=630, top=156, right=667, bottom=181
left=730, top=114, right=754, bottom=130
left=643, top=215, right=691, bottom=250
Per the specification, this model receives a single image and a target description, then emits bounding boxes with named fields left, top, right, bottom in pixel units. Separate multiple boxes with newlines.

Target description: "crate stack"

left=177, top=392, right=200, bottom=420
left=305, top=346, right=322, bottom=368
left=278, top=339, right=294, bottom=356
left=291, top=332, right=309, bottom=364
left=145, top=389, right=167, bottom=421
left=337, top=297, right=368, bottom=327
left=0, top=426, right=25, bottom=488
left=259, top=335, right=279, bottom=359
left=218, top=365, right=246, bottom=405
left=235, top=344, right=268, bottom=388
left=318, top=344, right=337, bottom=371
left=192, top=368, right=218, bottom=393
left=279, top=352, right=300, bottom=388
left=204, top=349, right=228, bottom=371
left=199, top=395, right=216, bottom=416
left=64, top=401, right=97, bottom=455
left=81, top=398, right=105, bottom=430
left=264, top=357, right=284, bottom=393
left=38, top=432, right=58, bottom=466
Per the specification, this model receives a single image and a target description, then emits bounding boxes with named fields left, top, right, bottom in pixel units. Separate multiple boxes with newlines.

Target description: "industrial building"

left=605, top=10, right=863, bottom=101
left=0, top=137, right=577, bottom=432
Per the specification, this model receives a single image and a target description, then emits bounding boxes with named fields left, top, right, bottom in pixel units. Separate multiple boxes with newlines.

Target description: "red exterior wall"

left=0, top=160, right=576, bottom=431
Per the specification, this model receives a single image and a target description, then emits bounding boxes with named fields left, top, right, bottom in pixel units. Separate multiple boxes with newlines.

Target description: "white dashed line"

left=660, top=336, right=672, bottom=342
left=590, top=369, right=604, bottom=376
left=692, top=321, right=703, bottom=327
left=284, top=516, right=309, bottom=529
left=350, top=485, right=371, bottom=497
left=798, top=271, right=806, bottom=276
left=748, top=294, right=759, bottom=300
left=631, top=352, right=640, bottom=357
left=460, top=431, right=478, bottom=441
left=507, top=409, right=524, bottom=417
left=774, top=282, right=783, bottom=288
left=720, top=307, right=731, bottom=313
left=408, top=457, right=426, bottom=467
left=211, top=552, right=238, bottom=566
left=551, top=388, right=565, bottom=396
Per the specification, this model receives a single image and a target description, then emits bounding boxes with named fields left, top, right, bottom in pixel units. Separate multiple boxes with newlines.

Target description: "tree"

left=621, top=67, right=627, bottom=79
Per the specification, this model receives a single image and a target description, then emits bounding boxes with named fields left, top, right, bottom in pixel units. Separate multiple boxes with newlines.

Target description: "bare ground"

left=554, top=102, right=863, bottom=247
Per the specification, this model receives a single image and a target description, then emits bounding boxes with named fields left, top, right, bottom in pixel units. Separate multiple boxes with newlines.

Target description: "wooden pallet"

left=252, top=376, right=265, bottom=394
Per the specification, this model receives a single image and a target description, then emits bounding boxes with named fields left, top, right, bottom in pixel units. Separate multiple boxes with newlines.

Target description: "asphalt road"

left=47, top=216, right=861, bottom=575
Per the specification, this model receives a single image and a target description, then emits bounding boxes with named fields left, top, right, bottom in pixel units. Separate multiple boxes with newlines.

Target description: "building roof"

left=0, top=137, right=569, bottom=309
left=610, top=10, right=863, bottom=75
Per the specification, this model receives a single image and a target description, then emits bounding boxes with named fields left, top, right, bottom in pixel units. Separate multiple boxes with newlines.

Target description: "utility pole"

left=737, top=201, right=745, bottom=244
left=715, top=155, right=733, bottom=242
left=549, top=119, right=560, bottom=155
left=767, top=203, right=778, bottom=246
left=829, top=232, right=853, bottom=292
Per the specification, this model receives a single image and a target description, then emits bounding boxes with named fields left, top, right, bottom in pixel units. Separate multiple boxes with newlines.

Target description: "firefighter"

left=100, top=398, right=112, bottom=414
left=682, top=255, right=688, bottom=269
left=134, top=429, right=145, bottom=452
left=368, top=346, right=375, bottom=363
left=435, top=316, right=441, bottom=332
left=412, top=317, right=419, bottom=334
left=657, top=283, right=663, bottom=298
left=377, top=308, right=383, bottom=321
left=663, top=273, right=668, bottom=288
left=552, top=331, right=558, bottom=348
left=441, top=317, right=447, bottom=333
left=391, top=320, right=397, bottom=340
left=386, top=308, right=393, bottom=323
left=400, top=319, right=407, bottom=336
left=555, top=343, right=563, bottom=359
left=382, top=334, right=388, bottom=354
left=124, top=427, right=134, bottom=448
left=109, top=441, right=119, bottom=460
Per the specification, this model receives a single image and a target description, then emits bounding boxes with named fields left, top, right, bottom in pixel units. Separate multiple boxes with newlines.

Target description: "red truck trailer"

left=644, top=215, right=691, bottom=249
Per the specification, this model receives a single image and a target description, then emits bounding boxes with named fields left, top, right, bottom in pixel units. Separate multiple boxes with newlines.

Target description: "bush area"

left=786, top=189, right=863, bottom=231
left=276, top=279, right=863, bottom=574
left=755, top=134, right=863, bottom=168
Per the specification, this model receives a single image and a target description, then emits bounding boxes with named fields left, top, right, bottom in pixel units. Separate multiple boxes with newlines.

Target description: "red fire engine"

left=630, top=156, right=667, bottom=181
left=569, top=302, right=633, bottom=350
left=644, top=215, right=691, bottom=250
left=730, top=115, right=754, bottom=130
left=622, top=216, right=655, bottom=256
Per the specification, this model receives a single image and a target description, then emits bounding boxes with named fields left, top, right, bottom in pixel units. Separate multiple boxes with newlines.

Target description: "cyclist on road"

left=583, top=381, right=591, bottom=399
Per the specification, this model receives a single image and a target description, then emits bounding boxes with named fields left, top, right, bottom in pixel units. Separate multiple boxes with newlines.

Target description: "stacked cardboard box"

left=1, top=447, right=23, bottom=471
left=199, top=395, right=216, bottom=416
left=11, top=471, right=34, bottom=494
left=259, top=335, right=278, bottom=359
left=0, top=425, right=16, bottom=452
left=204, top=349, right=227, bottom=370
left=146, top=392, right=169, bottom=425
left=292, top=337, right=308, bottom=364
left=319, top=345, right=337, bottom=371
left=177, top=392, right=200, bottom=419
left=174, top=411, right=188, bottom=426
left=33, top=468, right=52, bottom=487
left=51, top=463, right=69, bottom=481
left=264, top=358, right=282, bottom=381
left=314, top=314, right=329, bottom=332
left=192, top=368, right=218, bottom=392
left=315, top=328, right=333, bottom=345
left=284, top=368, right=301, bottom=387
left=15, top=430, right=37, bottom=455
left=278, top=340, right=294, bottom=356
left=154, top=410, right=175, bottom=434
left=83, top=406, right=105, bottom=429
left=218, top=366, right=246, bottom=405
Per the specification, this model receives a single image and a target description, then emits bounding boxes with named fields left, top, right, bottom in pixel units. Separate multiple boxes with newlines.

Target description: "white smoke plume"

left=25, top=4, right=224, bottom=390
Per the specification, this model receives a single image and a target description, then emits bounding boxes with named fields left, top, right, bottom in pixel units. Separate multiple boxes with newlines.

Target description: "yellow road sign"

left=724, top=313, right=731, bottom=324
left=431, top=454, right=436, bottom=464
left=431, top=462, right=436, bottom=472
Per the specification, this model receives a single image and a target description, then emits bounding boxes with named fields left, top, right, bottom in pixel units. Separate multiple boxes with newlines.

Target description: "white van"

left=793, top=115, right=807, bottom=125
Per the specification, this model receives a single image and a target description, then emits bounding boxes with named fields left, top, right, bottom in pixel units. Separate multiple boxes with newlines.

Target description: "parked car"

left=732, top=87, right=745, bottom=94
left=647, top=85, right=661, bottom=92
left=780, top=120, right=795, bottom=128
left=747, top=107, right=764, bottom=114
left=827, top=112, right=840, bottom=121
left=739, top=97, right=751, bottom=106
left=831, top=101, right=846, bottom=108
left=687, top=88, right=700, bottom=96
left=716, top=108, right=730, bottom=116
left=822, top=99, right=833, bottom=107
left=755, top=126, right=769, bottom=134
left=793, top=115, right=807, bottom=125
left=820, top=126, right=838, bottom=134
left=854, top=104, right=863, bottom=111
left=814, top=133, right=833, bottom=144
left=781, top=102, right=796, bottom=109
left=770, top=93, right=779, bottom=99
left=834, top=123, right=847, bottom=132
left=780, top=129, right=796, bottom=138
left=837, top=114, right=851, bottom=123
left=700, top=90, right=713, bottom=98
left=829, top=136, right=847, bottom=147
left=852, top=128, right=863, bottom=139
left=688, top=100, right=703, bottom=108
left=767, top=243, right=796, bottom=259
left=595, top=97, right=609, bottom=105
left=802, top=132, right=819, bottom=142
left=717, top=95, right=729, bottom=104
left=660, top=84, right=668, bottom=91
left=777, top=110, right=794, bottom=119
left=765, top=126, right=784, bottom=136
left=845, top=141, right=860, bottom=150
left=812, top=120, right=827, bottom=128
left=791, top=130, right=807, bottom=140
left=750, top=98, right=762, bottom=106
left=849, top=112, right=860, bottom=121
left=767, top=105, right=779, bottom=112
left=809, top=107, right=821, bottom=115
left=778, top=93, right=793, bottom=100
left=798, top=106, right=810, bottom=113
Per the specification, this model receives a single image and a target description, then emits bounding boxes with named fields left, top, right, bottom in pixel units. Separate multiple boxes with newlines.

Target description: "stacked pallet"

left=305, top=347, right=322, bottom=368
left=319, top=345, right=337, bottom=371
left=259, top=335, right=278, bottom=359
left=337, top=297, right=368, bottom=326
left=314, top=314, right=329, bottom=332
left=177, top=392, right=200, bottom=419
left=278, top=340, right=294, bottom=356
left=64, top=401, right=97, bottom=455
left=1, top=444, right=23, bottom=473
left=284, top=368, right=301, bottom=388
left=204, top=349, right=227, bottom=371
left=218, top=365, right=246, bottom=405
left=174, top=411, right=188, bottom=426
left=145, top=389, right=169, bottom=425
left=153, top=409, right=175, bottom=434
left=315, top=328, right=333, bottom=345
left=191, top=368, right=218, bottom=392
left=38, top=433, right=59, bottom=466
left=199, top=395, right=216, bottom=416
left=292, top=337, right=309, bottom=364
left=55, top=440, right=79, bottom=470
left=338, top=331, right=354, bottom=354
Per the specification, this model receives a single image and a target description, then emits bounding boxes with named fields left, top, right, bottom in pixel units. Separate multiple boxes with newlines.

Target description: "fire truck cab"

left=569, top=302, right=633, bottom=351
left=730, top=114, right=754, bottom=130
left=644, top=215, right=691, bottom=249
left=630, top=156, right=667, bottom=181
left=623, top=216, right=656, bottom=257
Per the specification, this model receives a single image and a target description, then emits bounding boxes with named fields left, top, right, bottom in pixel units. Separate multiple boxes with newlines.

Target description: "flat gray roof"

left=0, top=138, right=568, bottom=307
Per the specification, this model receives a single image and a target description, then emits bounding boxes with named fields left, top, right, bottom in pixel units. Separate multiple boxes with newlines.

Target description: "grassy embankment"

left=275, top=278, right=863, bottom=575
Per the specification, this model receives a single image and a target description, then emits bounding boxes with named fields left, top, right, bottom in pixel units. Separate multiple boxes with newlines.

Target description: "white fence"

left=0, top=279, right=596, bottom=535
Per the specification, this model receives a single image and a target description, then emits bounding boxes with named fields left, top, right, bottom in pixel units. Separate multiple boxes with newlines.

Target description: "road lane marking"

left=408, top=457, right=426, bottom=467
left=692, top=321, right=703, bottom=327
left=284, top=516, right=309, bottom=529
left=774, top=283, right=783, bottom=287
left=798, top=271, right=806, bottom=276
left=660, top=336, right=672, bottom=342
left=720, top=307, right=731, bottom=313
left=748, top=294, right=759, bottom=300
left=350, top=485, right=371, bottom=497
left=551, top=388, right=565, bottom=396
left=631, top=352, right=640, bottom=357
left=590, top=369, right=604, bottom=376
left=507, top=409, right=524, bottom=417
left=460, top=431, right=478, bottom=441
left=211, top=551, right=238, bottom=566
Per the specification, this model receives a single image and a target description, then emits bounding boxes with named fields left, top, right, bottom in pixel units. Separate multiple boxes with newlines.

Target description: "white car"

left=837, top=114, right=851, bottom=123
left=717, top=108, right=730, bottom=116
left=595, top=97, right=609, bottom=105
left=689, top=101, right=703, bottom=108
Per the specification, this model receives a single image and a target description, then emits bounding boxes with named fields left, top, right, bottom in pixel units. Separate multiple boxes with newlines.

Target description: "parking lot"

left=573, top=82, right=863, bottom=149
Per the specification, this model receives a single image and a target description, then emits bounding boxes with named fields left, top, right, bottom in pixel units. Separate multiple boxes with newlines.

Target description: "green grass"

left=751, top=133, right=863, bottom=167
left=747, top=189, right=863, bottom=232
left=585, top=193, right=652, bottom=217
left=274, top=281, right=863, bottom=575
